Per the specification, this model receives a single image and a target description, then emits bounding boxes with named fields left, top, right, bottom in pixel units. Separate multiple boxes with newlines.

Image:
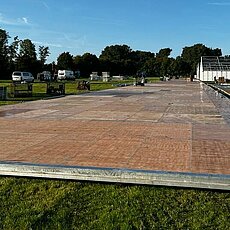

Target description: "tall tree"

left=38, top=46, right=50, bottom=66
left=131, top=50, right=155, bottom=76
left=160, top=57, right=174, bottom=77
left=156, top=48, right=173, bottom=77
left=156, top=48, right=172, bottom=58
left=8, top=36, right=21, bottom=71
left=99, top=44, right=133, bottom=75
left=0, top=29, right=10, bottom=79
left=100, top=44, right=132, bottom=62
left=73, top=53, right=99, bottom=77
left=19, top=39, right=37, bottom=60
left=0, top=29, right=9, bottom=57
left=57, top=52, right=73, bottom=70
left=17, top=39, right=37, bottom=73
left=171, top=56, right=191, bottom=77
left=142, top=58, right=160, bottom=77
left=181, top=43, right=222, bottom=75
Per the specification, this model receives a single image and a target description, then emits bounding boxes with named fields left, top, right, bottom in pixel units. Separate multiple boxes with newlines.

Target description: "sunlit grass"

left=0, top=177, right=229, bottom=229
left=0, top=79, right=139, bottom=105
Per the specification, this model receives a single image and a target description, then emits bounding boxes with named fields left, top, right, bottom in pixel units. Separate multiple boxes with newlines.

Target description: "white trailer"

left=57, top=70, right=75, bottom=80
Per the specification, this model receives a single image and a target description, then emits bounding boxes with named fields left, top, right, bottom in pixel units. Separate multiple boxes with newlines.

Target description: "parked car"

left=57, top=70, right=75, bottom=80
left=12, top=71, right=34, bottom=83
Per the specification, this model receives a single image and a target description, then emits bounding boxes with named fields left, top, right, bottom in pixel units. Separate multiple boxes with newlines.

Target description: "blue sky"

left=1, top=0, right=230, bottom=63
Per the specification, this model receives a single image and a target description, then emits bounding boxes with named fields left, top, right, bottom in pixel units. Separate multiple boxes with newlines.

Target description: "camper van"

left=12, top=71, right=34, bottom=83
left=57, top=70, right=75, bottom=80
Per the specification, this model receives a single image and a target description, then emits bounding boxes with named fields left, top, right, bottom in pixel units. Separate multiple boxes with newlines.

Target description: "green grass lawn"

left=0, top=79, right=134, bottom=103
left=0, top=77, right=159, bottom=104
left=0, top=177, right=229, bottom=229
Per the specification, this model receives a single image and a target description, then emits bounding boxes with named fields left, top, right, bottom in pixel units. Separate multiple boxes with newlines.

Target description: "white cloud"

left=22, top=17, right=28, bottom=24
left=0, top=13, right=31, bottom=26
left=208, top=2, right=230, bottom=6
left=32, top=40, right=63, bottom=48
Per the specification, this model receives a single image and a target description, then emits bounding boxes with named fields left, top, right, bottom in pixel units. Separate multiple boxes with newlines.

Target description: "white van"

left=12, top=71, right=34, bottom=83
left=57, top=70, right=75, bottom=80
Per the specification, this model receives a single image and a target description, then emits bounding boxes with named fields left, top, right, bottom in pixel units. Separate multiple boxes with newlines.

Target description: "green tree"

left=181, top=43, right=222, bottom=75
left=73, top=53, right=99, bottom=77
left=8, top=36, right=21, bottom=72
left=172, top=56, right=192, bottom=77
left=99, top=44, right=133, bottom=75
left=156, top=48, right=172, bottom=77
left=17, top=39, right=37, bottom=74
left=131, top=50, right=155, bottom=76
left=57, top=52, right=73, bottom=70
left=0, top=29, right=10, bottom=79
left=38, top=46, right=50, bottom=66
left=160, top=57, right=174, bottom=77
left=142, top=58, right=160, bottom=77
left=100, top=44, right=132, bottom=62
left=19, top=39, right=37, bottom=60
left=156, top=48, right=172, bottom=58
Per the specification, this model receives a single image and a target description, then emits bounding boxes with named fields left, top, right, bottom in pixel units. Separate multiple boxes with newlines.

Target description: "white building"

left=90, top=72, right=101, bottom=81
left=102, top=72, right=111, bottom=82
left=197, top=56, right=230, bottom=82
left=112, top=75, right=127, bottom=80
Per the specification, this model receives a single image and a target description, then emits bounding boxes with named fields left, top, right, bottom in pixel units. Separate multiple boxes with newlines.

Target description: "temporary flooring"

left=0, top=80, right=229, bottom=190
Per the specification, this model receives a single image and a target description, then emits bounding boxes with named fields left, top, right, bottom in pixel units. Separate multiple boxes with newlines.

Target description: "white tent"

left=197, top=56, right=230, bottom=82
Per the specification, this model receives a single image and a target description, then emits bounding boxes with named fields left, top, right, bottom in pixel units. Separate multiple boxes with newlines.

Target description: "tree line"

left=0, top=29, right=50, bottom=80
left=0, top=28, right=224, bottom=80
